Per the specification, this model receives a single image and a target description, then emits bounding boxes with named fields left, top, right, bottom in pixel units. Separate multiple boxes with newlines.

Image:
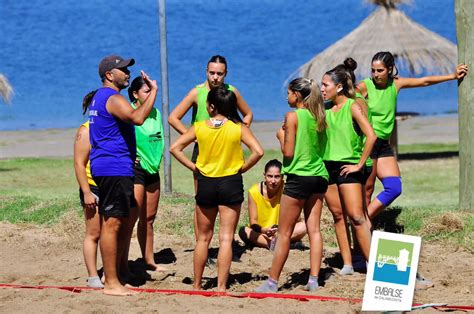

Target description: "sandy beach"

left=0, top=115, right=459, bottom=159
left=1, top=114, right=471, bottom=312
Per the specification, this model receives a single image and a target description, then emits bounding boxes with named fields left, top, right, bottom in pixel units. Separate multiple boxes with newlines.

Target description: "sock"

left=87, top=276, right=104, bottom=288
left=256, top=277, right=278, bottom=293
left=340, top=265, right=354, bottom=276
left=305, top=275, right=319, bottom=291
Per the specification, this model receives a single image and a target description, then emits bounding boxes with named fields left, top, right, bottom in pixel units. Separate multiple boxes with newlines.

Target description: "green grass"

left=0, top=147, right=472, bottom=251
left=0, top=195, right=77, bottom=225
left=398, top=143, right=458, bottom=154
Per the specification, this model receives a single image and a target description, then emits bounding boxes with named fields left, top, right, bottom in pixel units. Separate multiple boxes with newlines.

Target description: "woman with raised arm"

left=358, top=51, right=468, bottom=225
left=127, top=76, right=166, bottom=271
left=170, top=86, right=263, bottom=292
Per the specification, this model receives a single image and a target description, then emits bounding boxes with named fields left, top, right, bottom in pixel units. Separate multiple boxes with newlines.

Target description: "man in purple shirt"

left=88, top=55, right=158, bottom=296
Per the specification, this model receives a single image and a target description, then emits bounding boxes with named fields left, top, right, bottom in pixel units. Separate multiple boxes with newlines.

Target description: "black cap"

left=98, top=55, right=135, bottom=78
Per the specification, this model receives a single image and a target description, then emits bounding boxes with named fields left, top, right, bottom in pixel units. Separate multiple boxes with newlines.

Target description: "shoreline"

left=0, top=115, right=459, bottom=159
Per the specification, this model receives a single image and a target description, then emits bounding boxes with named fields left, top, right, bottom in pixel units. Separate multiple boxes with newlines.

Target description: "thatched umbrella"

left=294, top=0, right=457, bottom=82
left=293, top=0, right=457, bottom=155
left=0, top=74, right=13, bottom=104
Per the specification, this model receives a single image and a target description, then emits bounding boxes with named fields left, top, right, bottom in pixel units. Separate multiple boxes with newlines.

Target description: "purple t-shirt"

left=89, top=87, right=136, bottom=176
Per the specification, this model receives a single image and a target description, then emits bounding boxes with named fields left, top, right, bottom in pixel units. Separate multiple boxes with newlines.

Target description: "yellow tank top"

left=248, top=182, right=282, bottom=228
left=82, top=121, right=97, bottom=186
left=195, top=120, right=244, bottom=177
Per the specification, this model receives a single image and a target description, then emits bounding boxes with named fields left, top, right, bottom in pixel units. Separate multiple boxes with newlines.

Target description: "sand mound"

left=421, top=212, right=465, bottom=236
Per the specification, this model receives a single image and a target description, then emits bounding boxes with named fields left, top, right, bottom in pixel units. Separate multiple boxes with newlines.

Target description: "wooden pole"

left=455, top=0, right=473, bottom=211
left=158, top=0, right=172, bottom=193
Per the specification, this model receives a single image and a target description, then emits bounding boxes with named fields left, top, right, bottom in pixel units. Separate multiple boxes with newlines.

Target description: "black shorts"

left=325, top=161, right=365, bottom=185
left=283, top=174, right=328, bottom=199
left=134, top=162, right=160, bottom=187
left=370, top=137, right=394, bottom=159
left=79, top=185, right=99, bottom=207
left=195, top=172, right=244, bottom=207
left=93, top=176, right=136, bottom=217
left=191, top=143, right=199, bottom=163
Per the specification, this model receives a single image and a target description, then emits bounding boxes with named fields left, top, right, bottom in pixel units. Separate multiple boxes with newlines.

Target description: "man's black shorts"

left=93, top=176, right=136, bottom=217
left=283, top=174, right=328, bottom=199
left=134, top=162, right=160, bottom=187
left=195, top=172, right=244, bottom=208
left=325, top=161, right=365, bottom=185
left=370, top=137, right=394, bottom=159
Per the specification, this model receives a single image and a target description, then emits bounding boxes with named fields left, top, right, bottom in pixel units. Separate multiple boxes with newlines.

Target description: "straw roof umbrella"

left=295, top=0, right=457, bottom=82
left=293, top=0, right=457, bottom=155
left=0, top=74, right=13, bottom=104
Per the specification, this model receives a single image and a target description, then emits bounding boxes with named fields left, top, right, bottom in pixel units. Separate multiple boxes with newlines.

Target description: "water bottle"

left=269, top=235, right=277, bottom=251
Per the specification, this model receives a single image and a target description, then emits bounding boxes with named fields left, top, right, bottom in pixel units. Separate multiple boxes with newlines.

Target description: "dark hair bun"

left=343, top=57, right=357, bottom=71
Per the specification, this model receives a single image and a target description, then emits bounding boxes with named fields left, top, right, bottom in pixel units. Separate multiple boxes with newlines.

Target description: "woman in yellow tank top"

left=168, top=55, right=253, bottom=247
left=73, top=116, right=103, bottom=288
left=171, top=86, right=263, bottom=292
left=238, top=159, right=306, bottom=248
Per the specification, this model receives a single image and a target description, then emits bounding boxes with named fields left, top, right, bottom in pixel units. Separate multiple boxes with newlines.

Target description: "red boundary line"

left=0, top=283, right=473, bottom=311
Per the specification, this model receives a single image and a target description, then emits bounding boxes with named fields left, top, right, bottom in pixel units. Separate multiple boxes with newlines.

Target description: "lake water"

left=0, top=0, right=459, bottom=130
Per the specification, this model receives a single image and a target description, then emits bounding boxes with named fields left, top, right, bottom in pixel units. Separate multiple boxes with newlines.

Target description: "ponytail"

left=325, top=57, right=358, bottom=99
left=288, top=78, right=327, bottom=132
left=82, top=90, right=97, bottom=115
left=207, top=86, right=243, bottom=123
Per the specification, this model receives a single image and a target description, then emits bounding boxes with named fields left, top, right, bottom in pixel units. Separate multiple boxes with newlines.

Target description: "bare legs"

left=268, top=193, right=324, bottom=281
left=119, top=206, right=139, bottom=280
left=136, top=181, right=165, bottom=271
left=100, top=216, right=135, bottom=296
left=194, top=204, right=241, bottom=291
left=324, top=184, right=352, bottom=268
left=303, top=194, right=324, bottom=278
left=339, top=183, right=371, bottom=261
left=82, top=204, right=102, bottom=280
left=238, top=221, right=306, bottom=248
left=364, top=163, right=377, bottom=208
